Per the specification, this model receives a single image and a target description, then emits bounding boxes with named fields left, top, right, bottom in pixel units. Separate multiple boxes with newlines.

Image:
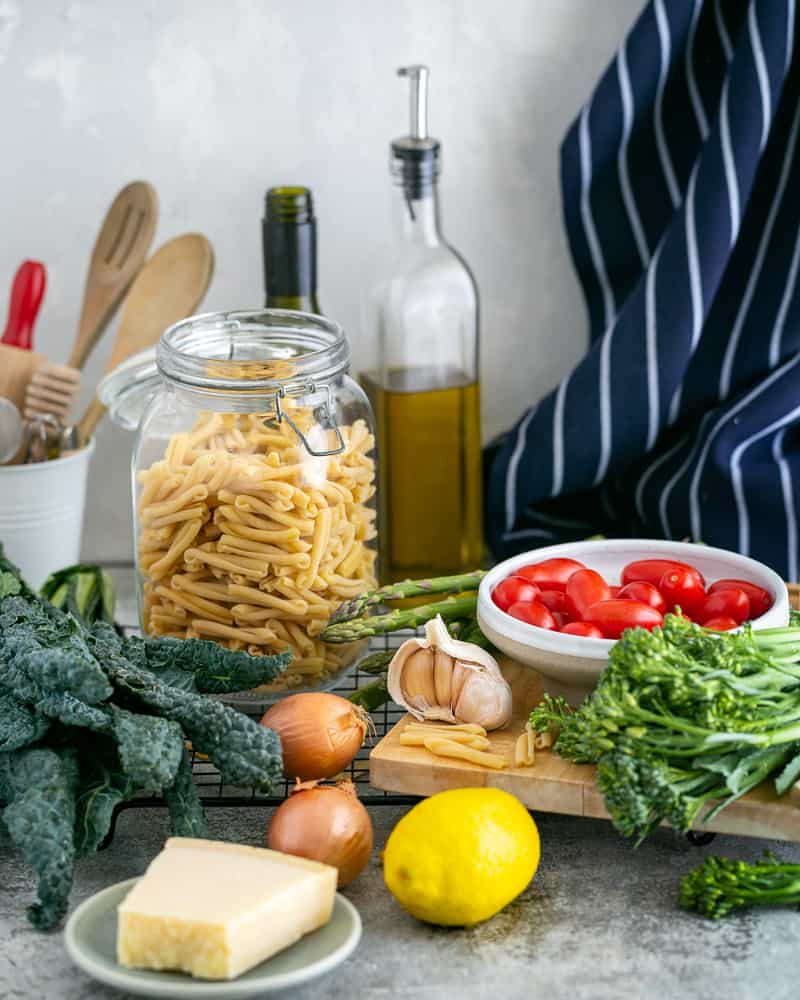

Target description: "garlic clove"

left=453, top=663, right=513, bottom=731
left=400, top=647, right=437, bottom=713
left=386, top=615, right=513, bottom=731
left=433, top=648, right=453, bottom=707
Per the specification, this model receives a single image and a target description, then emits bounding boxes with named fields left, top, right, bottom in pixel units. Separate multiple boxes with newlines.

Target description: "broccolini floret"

left=680, top=853, right=800, bottom=918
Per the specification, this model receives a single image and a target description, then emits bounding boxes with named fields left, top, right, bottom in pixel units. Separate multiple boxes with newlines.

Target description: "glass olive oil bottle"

left=361, top=66, right=483, bottom=582
left=262, top=186, right=322, bottom=313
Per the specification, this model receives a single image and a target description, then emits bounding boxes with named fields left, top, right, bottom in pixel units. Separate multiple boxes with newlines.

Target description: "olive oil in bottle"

left=361, top=66, right=483, bottom=582
left=362, top=367, right=482, bottom=580
left=262, top=186, right=322, bottom=313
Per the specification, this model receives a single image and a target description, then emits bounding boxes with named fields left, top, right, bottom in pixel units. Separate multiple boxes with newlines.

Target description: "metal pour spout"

left=397, top=65, right=429, bottom=140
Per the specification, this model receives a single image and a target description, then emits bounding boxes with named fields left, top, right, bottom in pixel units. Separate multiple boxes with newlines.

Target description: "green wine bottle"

left=262, top=186, right=322, bottom=313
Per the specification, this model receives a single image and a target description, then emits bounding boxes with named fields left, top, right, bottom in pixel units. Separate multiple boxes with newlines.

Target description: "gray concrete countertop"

left=1, top=569, right=799, bottom=999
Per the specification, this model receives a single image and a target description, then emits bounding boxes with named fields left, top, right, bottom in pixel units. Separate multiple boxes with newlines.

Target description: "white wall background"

left=0, top=0, right=642, bottom=561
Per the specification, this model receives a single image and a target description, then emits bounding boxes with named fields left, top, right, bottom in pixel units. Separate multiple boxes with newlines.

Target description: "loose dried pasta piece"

left=422, top=737, right=509, bottom=770
left=400, top=731, right=490, bottom=750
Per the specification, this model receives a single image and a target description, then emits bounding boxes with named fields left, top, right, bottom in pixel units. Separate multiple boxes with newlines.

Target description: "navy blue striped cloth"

left=486, top=0, right=800, bottom=580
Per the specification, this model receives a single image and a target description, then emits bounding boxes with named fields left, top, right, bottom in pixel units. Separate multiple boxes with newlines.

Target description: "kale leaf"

left=0, top=747, right=79, bottom=929
left=111, top=706, right=184, bottom=792
left=0, top=693, right=49, bottom=751
left=91, top=624, right=282, bottom=792
left=163, top=749, right=209, bottom=838
left=121, top=634, right=291, bottom=693
left=73, top=743, right=136, bottom=856
left=0, top=597, right=111, bottom=704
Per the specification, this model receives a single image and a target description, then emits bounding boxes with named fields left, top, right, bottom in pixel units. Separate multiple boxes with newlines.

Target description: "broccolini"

left=532, top=614, right=800, bottom=843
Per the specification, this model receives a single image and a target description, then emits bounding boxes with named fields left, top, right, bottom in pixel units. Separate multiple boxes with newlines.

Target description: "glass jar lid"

left=101, top=309, right=351, bottom=456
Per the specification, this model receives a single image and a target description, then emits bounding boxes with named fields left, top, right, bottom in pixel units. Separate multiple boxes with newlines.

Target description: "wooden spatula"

left=75, top=233, right=214, bottom=446
left=68, top=180, right=158, bottom=370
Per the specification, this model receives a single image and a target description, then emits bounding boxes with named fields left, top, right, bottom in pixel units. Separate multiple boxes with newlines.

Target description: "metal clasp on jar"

left=273, top=381, right=346, bottom=457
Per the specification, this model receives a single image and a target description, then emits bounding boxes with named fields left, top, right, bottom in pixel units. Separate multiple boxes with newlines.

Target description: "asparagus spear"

left=327, top=571, right=485, bottom=625
left=349, top=677, right=390, bottom=712
left=321, top=595, right=478, bottom=642
left=355, top=650, right=395, bottom=675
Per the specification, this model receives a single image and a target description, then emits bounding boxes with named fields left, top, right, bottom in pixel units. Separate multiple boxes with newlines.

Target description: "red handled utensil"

left=1, top=260, right=46, bottom=350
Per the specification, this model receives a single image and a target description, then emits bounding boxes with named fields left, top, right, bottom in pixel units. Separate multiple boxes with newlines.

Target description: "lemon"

left=383, top=787, right=540, bottom=926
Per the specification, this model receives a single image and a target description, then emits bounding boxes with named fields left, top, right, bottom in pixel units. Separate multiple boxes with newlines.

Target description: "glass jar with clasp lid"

left=102, top=309, right=378, bottom=698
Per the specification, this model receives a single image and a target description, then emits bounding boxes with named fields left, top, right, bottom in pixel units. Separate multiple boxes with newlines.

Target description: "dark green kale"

left=163, top=749, right=208, bottom=838
left=0, top=693, right=49, bottom=751
left=0, top=547, right=286, bottom=929
left=0, top=597, right=111, bottom=704
left=34, top=691, right=111, bottom=731
left=73, top=743, right=136, bottom=856
left=90, top=624, right=282, bottom=792
left=0, top=747, right=79, bottom=929
left=120, top=633, right=290, bottom=693
left=110, top=707, right=184, bottom=792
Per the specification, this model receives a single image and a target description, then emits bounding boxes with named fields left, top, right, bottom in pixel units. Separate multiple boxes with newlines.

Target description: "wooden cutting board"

left=370, top=642, right=800, bottom=844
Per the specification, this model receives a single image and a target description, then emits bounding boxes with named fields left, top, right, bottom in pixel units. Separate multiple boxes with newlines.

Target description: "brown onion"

left=268, top=781, right=373, bottom=887
left=260, top=692, right=369, bottom=780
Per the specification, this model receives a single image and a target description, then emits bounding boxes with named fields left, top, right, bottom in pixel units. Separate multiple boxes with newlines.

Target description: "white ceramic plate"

left=477, top=538, right=789, bottom=702
left=64, top=878, right=361, bottom=999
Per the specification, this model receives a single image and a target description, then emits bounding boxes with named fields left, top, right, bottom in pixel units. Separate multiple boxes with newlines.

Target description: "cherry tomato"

left=703, top=615, right=739, bottom=632
left=506, top=600, right=557, bottom=629
left=610, top=585, right=621, bottom=597
left=584, top=599, right=664, bottom=639
left=492, top=575, right=540, bottom=612
left=622, top=559, right=706, bottom=589
left=514, top=558, right=585, bottom=591
left=707, top=579, right=772, bottom=618
left=617, top=581, right=666, bottom=615
left=698, top=587, right=750, bottom=626
left=552, top=611, right=570, bottom=628
left=565, top=569, right=611, bottom=619
left=538, top=589, right=570, bottom=616
left=658, top=567, right=707, bottom=618
left=560, top=621, right=604, bottom=638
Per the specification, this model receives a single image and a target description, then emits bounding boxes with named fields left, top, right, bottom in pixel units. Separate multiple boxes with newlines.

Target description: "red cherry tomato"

left=616, top=581, right=666, bottom=615
left=560, top=621, right=604, bottom=638
left=506, top=600, right=557, bottom=629
left=492, top=575, right=540, bottom=612
left=698, top=587, right=750, bottom=625
left=658, top=567, right=707, bottom=617
left=514, top=558, right=585, bottom=591
left=707, top=579, right=772, bottom=618
left=565, top=569, right=611, bottom=619
left=622, top=559, right=706, bottom=589
left=704, top=615, right=740, bottom=632
left=584, top=599, right=664, bottom=639
left=538, top=589, right=570, bottom=616
left=610, top=585, right=621, bottom=597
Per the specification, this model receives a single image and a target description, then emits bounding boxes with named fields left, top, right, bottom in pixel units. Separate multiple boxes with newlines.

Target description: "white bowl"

left=477, top=539, right=789, bottom=704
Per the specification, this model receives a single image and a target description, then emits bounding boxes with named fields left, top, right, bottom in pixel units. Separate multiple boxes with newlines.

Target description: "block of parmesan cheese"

left=117, top=838, right=337, bottom=981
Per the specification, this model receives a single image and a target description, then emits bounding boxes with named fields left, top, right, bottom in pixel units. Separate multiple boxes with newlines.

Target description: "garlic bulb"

left=387, top=616, right=512, bottom=731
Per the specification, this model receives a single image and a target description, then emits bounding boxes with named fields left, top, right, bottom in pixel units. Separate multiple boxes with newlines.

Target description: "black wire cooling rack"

left=102, top=633, right=420, bottom=846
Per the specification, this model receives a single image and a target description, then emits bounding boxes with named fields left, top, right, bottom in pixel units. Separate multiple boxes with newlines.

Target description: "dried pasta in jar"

left=136, top=407, right=377, bottom=692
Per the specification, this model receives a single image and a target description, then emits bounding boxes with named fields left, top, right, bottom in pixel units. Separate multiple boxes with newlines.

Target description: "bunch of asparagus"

left=320, top=571, right=488, bottom=710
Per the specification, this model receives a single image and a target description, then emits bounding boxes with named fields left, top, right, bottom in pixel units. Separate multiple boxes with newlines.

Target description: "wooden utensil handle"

left=76, top=396, right=107, bottom=444
left=68, top=284, right=128, bottom=369
left=0, top=344, right=45, bottom=409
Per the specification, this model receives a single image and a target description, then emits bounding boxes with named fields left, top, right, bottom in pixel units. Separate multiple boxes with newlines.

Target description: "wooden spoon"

left=68, top=180, right=158, bottom=370
left=74, top=233, right=214, bottom=446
